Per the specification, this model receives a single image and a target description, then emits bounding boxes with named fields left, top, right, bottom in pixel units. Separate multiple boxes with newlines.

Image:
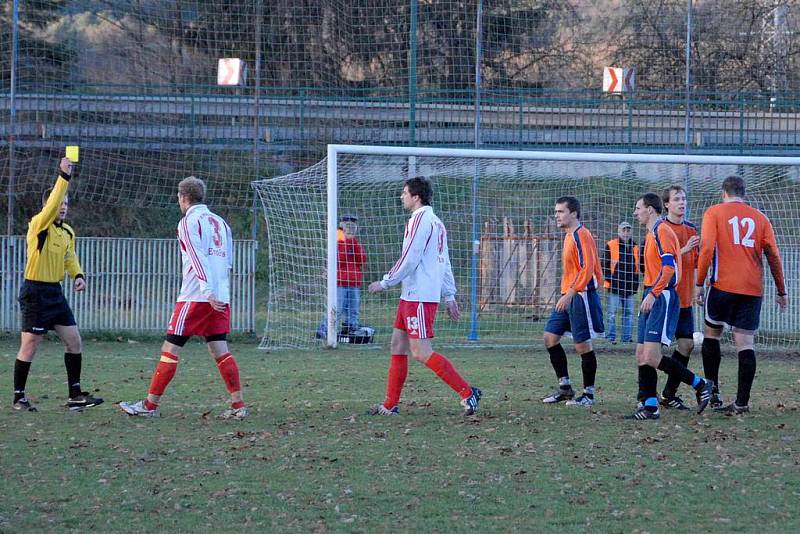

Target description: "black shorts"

left=675, top=306, right=694, bottom=339
left=705, top=286, right=762, bottom=332
left=18, top=280, right=76, bottom=334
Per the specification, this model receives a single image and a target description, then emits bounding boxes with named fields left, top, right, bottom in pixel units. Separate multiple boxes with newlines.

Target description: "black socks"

left=64, top=352, right=82, bottom=398
left=663, top=349, right=690, bottom=397
left=547, top=344, right=569, bottom=381
left=13, top=359, right=32, bottom=402
left=580, top=351, right=597, bottom=392
left=736, top=349, right=756, bottom=406
left=702, top=338, right=721, bottom=385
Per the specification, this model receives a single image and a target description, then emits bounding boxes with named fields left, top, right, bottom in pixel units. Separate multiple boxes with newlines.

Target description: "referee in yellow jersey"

left=13, top=157, right=103, bottom=412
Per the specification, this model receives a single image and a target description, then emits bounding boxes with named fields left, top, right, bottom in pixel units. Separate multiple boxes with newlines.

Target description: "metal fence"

left=5, top=1, right=800, bottom=218
left=756, top=248, right=800, bottom=338
left=1, top=236, right=257, bottom=333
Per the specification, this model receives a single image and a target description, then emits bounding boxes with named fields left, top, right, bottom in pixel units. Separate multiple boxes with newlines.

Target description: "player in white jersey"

left=367, top=176, right=481, bottom=416
left=119, top=177, right=247, bottom=419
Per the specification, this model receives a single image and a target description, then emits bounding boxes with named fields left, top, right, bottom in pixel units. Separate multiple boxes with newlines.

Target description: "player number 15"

left=728, top=216, right=755, bottom=248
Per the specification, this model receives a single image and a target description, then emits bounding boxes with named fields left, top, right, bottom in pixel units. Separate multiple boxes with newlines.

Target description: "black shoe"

left=660, top=395, right=690, bottom=411
left=714, top=402, right=750, bottom=415
left=367, top=404, right=399, bottom=416
left=542, top=387, right=575, bottom=404
left=695, top=379, right=714, bottom=414
left=461, top=387, right=482, bottom=416
left=65, top=392, right=104, bottom=411
left=625, top=405, right=660, bottom=420
left=13, top=398, right=38, bottom=412
left=709, top=387, right=724, bottom=409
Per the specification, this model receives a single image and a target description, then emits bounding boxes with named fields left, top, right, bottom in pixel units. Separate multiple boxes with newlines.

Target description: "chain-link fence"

left=3, top=0, right=800, bottom=231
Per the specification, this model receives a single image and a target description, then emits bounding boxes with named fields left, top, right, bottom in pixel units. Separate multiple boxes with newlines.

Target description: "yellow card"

left=66, top=146, right=79, bottom=162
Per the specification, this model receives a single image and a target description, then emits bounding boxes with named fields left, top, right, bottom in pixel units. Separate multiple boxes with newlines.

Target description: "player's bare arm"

left=555, top=288, right=576, bottom=312
left=74, top=277, right=86, bottom=292
left=694, top=285, right=704, bottom=305
left=446, top=299, right=460, bottom=320
left=681, top=235, right=700, bottom=254
left=368, top=281, right=384, bottom=293
left=640, top=291, right=656, bottom=313
left=59, top=157, right=74, bottom=175
left=207, top=294, right=226, bottom=312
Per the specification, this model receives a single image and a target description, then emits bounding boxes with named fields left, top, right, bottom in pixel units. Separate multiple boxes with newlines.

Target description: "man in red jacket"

left=317, top=214, right=368, bottom=338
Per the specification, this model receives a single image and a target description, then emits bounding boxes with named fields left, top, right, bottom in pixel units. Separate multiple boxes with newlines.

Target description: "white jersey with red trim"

left=379, top=205, right=456, bottom=303
left=176, top=204, right=233, bottom=303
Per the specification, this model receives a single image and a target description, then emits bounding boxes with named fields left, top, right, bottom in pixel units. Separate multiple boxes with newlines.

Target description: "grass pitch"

left=0, top=337, right=798, bottom=532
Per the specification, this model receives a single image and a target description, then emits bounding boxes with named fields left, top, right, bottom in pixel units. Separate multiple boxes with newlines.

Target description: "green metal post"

left=409, top=0, right=418, bottom=146
left=739, top=93, right=745, bottom=155
left=252, top=0, right=263, bottom=243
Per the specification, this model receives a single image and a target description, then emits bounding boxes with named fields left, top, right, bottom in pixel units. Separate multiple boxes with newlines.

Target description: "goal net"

left=253, top=146, right=800, bottom=351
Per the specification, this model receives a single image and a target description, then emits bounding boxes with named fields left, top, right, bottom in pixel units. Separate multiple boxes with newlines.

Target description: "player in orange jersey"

left=628, top=193, right=713, bottom=420
left=542, top=197, right=604, bottom=407
left=658, top=185, right=700, bottom=410
left=695, top=176, right=788, bottom=415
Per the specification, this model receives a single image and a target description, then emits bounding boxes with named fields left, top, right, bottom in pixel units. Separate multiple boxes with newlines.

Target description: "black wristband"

left=777, top=292, right=787, bottom=297
left=75, top=273, right=85, bottom=280
left=59, top=170, right=71, bottom=181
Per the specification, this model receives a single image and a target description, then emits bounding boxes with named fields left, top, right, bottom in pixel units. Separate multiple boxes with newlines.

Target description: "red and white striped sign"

left=217, top=58, right=246, bottom=86
left=603, top=67, right=636, bottom=93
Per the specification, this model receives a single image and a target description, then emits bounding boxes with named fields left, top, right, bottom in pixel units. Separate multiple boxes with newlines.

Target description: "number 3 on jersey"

left=728, top=215, right=755, bottom=247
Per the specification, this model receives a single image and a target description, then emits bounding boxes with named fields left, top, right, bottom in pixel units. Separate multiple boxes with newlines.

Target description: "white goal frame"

left=324, top=144, right=800, bottom=348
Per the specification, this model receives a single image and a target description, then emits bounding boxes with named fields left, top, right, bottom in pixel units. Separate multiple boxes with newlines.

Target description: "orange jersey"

left=696, top=201, right=786, bottom=297
left=643, top=220, right=682, bottom=298
left=560, top=225, right=603, bottom=294
left=663, top=218, right=698, bottom=308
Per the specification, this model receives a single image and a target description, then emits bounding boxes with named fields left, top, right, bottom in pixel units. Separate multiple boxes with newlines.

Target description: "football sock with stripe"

left=547, top=344, right=569, bottom=382
left=64, top=352, right=82, bottom=398
left=656, top=355, right=696, bottom=387
left=383, top=354, right=408, bottom=409
left=701, top=337, right=722, bottom=385
left=644, top=397, right=659, bottom=410
left=13, top=359, right=31, bottom=403
left=146, top=351, right=179, bottom=408
left=215, top=352, right=242, bottom=398
left=425, top=352, right=471, bottom=400
left=736, top=349, right=756, bottom=406
left=580, top=350, right=596, bottom=393
left=663, top=349, right=689, bottom=397
left=639, top=364, right=659, bottom=411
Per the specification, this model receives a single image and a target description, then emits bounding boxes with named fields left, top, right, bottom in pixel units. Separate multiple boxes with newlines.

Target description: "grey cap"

left=618, top=221, right=632, bottom=229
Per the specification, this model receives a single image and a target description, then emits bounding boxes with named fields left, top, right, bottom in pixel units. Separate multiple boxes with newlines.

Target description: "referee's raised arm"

left=29, top=158, right=73, bottom=236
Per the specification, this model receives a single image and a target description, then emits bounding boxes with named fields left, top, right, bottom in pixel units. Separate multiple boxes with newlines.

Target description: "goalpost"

left=253, top=145, right=800, bottom=350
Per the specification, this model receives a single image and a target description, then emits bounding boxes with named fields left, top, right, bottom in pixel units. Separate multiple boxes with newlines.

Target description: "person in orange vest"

left=602, top=221, right=640, bottom=344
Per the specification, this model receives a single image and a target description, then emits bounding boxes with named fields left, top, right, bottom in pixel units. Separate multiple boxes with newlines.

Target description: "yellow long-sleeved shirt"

left=24, top=172, right=84, bottom=283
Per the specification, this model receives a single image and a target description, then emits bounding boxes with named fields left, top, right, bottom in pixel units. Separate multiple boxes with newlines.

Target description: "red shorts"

left=392, top=299, right=438, bottom=339
left=166, top=301, right=230, bottom=337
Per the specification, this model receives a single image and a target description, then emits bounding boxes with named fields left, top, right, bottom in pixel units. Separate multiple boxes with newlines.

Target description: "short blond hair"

left=178, top=176, right=206, bottom=204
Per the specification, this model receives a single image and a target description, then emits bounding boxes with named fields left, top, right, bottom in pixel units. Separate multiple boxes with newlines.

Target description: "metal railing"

left=5, top=89, right=800, bottom=155
left=1, top=237, right=257, bottom=333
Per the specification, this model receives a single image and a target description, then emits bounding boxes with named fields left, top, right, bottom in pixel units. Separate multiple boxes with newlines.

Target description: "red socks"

left=383, top=354, right=408, bottom=409
left=145, top=352, right=179, bottom=409
left=215, top=352, right=242, bottom=395
left=144, top=351, right=242, bottom=411
left=425, top=352, right=471, bottom=399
